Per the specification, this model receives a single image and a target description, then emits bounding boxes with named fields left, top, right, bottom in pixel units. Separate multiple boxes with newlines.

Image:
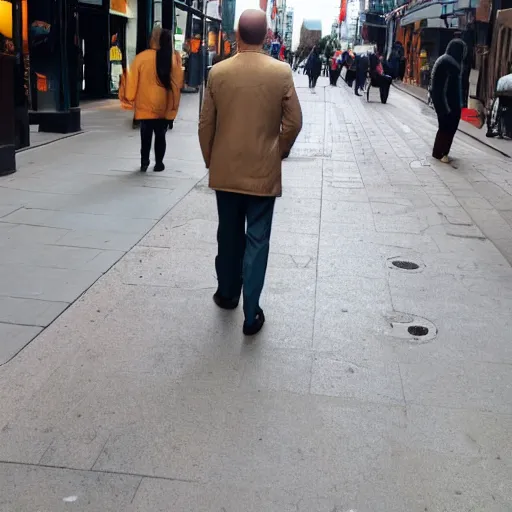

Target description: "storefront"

left=360, top=12, right=387, bottom=52
left=1, top=0, right=30, bottom=152
left=78, top=0, right=139, bottom=98
left=0, top=0, right=18, bottom=173
left=400, top=0, right=461, bottom=86
left=173, top=0, right=222, bottom=94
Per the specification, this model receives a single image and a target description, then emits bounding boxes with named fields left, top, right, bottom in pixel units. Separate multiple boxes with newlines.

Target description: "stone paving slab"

left=0, top=76, right=511, bottom=510
left=0, top=463, right=141, bottom=512
left=0, top=95, right=206, bottom=361
left=0, top=323, right=42, bottom=365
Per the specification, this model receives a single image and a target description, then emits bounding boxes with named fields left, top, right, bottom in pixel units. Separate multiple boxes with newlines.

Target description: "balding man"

left=199, top=9, right=302, bottom=336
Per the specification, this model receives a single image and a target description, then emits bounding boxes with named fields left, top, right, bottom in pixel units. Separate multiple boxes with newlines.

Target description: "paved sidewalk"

left=0, top=75, right=512, bottom=511
left=0, top=96, right=206, bottom=364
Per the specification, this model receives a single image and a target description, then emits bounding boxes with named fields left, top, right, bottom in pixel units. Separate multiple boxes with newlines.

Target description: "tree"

left=318, top=35, right=341, bottom=59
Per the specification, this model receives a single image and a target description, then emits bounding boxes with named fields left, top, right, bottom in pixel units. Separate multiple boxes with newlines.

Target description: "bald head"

left=238, top=9, right=267, bottom=46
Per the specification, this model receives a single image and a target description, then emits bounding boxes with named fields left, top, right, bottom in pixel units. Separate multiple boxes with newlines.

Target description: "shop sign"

left=206, top=0, right=221, bottom=20
left=401, top=0, right=457, bottom=26
left=476, top=0, right=490, bottom=22
left=110, top=0, right=127, bottom=15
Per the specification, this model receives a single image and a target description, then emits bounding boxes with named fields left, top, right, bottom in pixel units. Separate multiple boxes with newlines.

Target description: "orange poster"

left=110, top=0, right=127, bottom=14
left=476, top=0, right=490, bottom=22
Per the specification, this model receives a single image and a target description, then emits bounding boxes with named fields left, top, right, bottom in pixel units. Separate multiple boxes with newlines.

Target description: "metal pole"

left=198, top=2, right=207, bottom=116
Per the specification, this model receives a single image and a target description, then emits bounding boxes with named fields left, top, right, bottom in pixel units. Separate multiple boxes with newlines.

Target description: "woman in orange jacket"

left=126, top=27, right=184, bottom=172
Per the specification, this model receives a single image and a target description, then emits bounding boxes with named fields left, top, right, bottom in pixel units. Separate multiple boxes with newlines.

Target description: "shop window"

left=0, top=0, right=14, bottom=55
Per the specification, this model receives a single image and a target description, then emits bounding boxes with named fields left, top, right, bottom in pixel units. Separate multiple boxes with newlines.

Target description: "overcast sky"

left=234, top=0, right=340, bottom=48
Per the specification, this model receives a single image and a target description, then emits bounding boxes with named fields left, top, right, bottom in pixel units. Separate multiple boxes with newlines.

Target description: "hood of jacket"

left=445, top=39, right=466, bottom=65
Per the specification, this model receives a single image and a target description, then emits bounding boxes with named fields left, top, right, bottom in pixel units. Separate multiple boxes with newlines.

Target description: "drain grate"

left=392, top=260, right=420, bottom=270
left=386, top=312, right=437, bottom=343
left=408, top=325, right=429, bottom=337
left=387, top=256, right=424, bottom=273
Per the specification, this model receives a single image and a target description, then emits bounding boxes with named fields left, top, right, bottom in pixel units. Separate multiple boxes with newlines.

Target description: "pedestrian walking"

left=369, top=52, right=392, bottom=103
left=430, top=39, right=466, bottom=163
left=126, top=27, right=184, bottom=172
left=198, top=9, right=303, bottom=335
left=306, top=47, right=322, bottom=89
left=354, top=52, right=369, bottom=96
left=329, top=55, right=341, bottom=86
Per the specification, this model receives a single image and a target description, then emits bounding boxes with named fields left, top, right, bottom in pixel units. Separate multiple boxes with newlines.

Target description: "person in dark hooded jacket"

left=306, top=47, right=322, bottom=89
left=430, top=39, right=466, bottom=162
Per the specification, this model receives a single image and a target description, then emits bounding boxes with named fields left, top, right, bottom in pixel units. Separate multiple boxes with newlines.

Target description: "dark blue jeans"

left=215, top=191, right=275, bottom=324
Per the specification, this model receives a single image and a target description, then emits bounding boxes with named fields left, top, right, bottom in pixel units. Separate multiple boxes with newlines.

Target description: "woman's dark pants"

left=309, top=73, right=319, bottom=88
left=433, top=113, right=460, bottom=159
left=329, top=68, right=334, bottom=85
left=331, top=68, right=340, bottom=86
left=215, top=191, right=275, bottom=324
left=140, top=119, right=168, bottom=166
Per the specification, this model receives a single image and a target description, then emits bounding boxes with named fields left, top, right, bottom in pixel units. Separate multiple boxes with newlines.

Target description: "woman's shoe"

left=440, top=155, right=451, bottom=164
left=153, top=162, right=165, bottom=172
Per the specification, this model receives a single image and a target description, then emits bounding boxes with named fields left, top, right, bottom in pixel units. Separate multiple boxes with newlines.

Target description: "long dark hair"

left=156, top=28, right=173, bottom=90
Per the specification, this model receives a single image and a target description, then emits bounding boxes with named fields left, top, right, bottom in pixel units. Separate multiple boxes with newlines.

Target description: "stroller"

left=487, top=73, right=512, bottom=139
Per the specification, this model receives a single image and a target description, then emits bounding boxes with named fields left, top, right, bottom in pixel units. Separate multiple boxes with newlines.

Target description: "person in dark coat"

left=306, top=47, right=322, bottom=89
left=354, top=53, right=369, bottom=96
left=430, top=39, right=466, bottom=162
left=369, top=51, right=392, bottom=103
left=343, top=50, right=356, bottom=87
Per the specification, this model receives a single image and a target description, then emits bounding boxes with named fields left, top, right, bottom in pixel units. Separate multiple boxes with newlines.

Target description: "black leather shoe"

left=154, top=162, right=165, bottom=172
left=243, top=308, right=265, bottom=336
left=140, top=164, right=149, bottom=172
left=213, top=292, right=239, bottom=310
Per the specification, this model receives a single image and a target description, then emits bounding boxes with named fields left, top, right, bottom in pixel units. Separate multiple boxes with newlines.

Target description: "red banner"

left=271, top=0, right=277, bottom=20
left=260, top=0, right=268, bottom=13
left=338, top=0, right=347, bottom=23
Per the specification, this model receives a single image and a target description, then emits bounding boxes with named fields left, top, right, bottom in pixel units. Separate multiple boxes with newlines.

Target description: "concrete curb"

left=392, top=82, right=511, bottom=159
left=15, top=131, right=85, bottom=153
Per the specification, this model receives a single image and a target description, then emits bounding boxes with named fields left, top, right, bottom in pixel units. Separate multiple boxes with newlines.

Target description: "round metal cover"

left=392, top=260, right=420, bottom=270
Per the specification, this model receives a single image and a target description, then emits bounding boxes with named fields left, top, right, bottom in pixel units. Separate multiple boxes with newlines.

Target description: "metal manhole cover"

left=387, top=256, right=424, bottom=273
left=386, top=312, right=437, bottom=343
left=408, top=325, right=429, bottom=337
left=392, top=260, right=420, bottom=270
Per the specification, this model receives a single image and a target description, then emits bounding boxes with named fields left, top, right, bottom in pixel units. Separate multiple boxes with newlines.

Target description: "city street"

left=1, top=74, right=512, bottom=511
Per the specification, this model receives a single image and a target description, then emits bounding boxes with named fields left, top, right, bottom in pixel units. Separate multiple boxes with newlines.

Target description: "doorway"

left=78, top=5, right=109, bottom=98
left=109, top=14, right=126, bottom=94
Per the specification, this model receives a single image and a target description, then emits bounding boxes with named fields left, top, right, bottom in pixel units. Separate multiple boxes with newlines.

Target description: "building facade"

left=284, top=6, right=293, bottom=49
left=299, top=19, right=322, bottom=49
left=391, top=0, right=479, bottom=90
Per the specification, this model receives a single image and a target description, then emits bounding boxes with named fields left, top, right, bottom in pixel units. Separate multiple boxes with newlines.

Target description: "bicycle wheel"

left=498, top=103, right=505, bottom=139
